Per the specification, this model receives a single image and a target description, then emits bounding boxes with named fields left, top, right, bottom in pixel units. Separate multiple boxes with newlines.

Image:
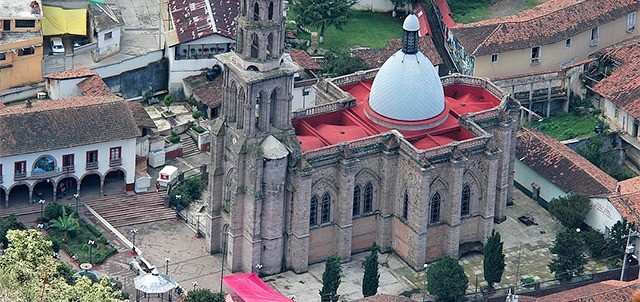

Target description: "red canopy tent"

left=222, top=273, right=293, bottom=302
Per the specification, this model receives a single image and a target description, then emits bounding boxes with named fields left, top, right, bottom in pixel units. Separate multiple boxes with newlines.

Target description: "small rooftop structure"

left=168, top=0, right=239, bottom=44
left=89, top=3, right=124, bottom=32
left=0, top=0, right=41, bottom=19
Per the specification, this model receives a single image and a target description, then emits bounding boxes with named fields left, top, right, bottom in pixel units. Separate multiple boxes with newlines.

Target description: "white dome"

left=403, top=14, right=420, bottom=32
left=367, top=50, right=445, bottom=122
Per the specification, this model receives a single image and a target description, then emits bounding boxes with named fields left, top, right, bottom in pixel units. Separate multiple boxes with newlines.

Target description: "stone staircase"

left=84, top=192, right=175, bottom=228
left=181, top=132, right=200, bottom=158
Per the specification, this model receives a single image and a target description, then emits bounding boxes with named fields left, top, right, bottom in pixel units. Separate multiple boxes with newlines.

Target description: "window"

left=628, top=12, right=636, bottom=31
left=242, top=0, right=247, bottom=16
left=250, top=33, right=259, bottom=58
left=565, top=38, right=571, bottom=48
left=430, top=192, right=441, bottom=224
left=14, top=20, right=35, bottom=28
left=87, top=150, right=98, bottom=162
left=530, top=46, right=540, bottom=64
left=321, top=193, right=331, bottom=224
left=268, top=2, right=274, bottom=20
left=402, top=190, right=409, bottom=220
left=14, top=161, right=26, bottom=173
left=2, top=20, right=10, bottom=31
left=18, top=47, right=35, bottom=56
left=363, top=182, right=373, bottom=213
left=62, top=154, right=74, bottom=171
left=352, top=185, right=361, bottom=217
left=590, top=28, right=599, bottom=46
left=310, top=196, right=318, bottom=226
left=105, top=31, right=113, bottom=40
left=0, top=53, right=5, bottom=60
left=253, top=2, right=260, bottom=21
left=461, top=184, right=470, bottom=216
left=615, top=108, right=620, bottom=118
left=110, top=147, right=122, bottom=166
left=302, top=88, right=310, bottom=96
left=491, top=53, right=498, bottom=63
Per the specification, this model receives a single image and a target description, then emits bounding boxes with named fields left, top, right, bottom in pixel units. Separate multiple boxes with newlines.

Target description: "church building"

left=207, top=0, right=519, bottom=275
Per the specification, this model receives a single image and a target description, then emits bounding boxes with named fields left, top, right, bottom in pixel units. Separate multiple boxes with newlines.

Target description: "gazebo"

left=134, top=268, right=178, bottom=301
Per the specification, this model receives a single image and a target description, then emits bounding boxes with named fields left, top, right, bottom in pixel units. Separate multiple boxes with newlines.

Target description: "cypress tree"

left=483, top=230, right=506, bottom=289
left=362, top=242, right=380, bottom=297
left=320, top=255, right=342, bottom=302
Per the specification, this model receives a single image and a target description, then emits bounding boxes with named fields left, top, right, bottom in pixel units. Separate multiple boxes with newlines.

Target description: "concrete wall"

left=96, top=27, right=121, bottom=61
left=352, top=0, right=396, bottom=12
left=514, top=160, right=568, bottom=203
left=585, top=197, right=623, bottom=235
left=291, top=85, right=316, bottom=111
left=0, top=37, right=43, bottom=90
left=102, top=58, right=168, bottom=99
left=47, top=77, right=86, bottom=100
left=473, top=11, right=640, bottom=79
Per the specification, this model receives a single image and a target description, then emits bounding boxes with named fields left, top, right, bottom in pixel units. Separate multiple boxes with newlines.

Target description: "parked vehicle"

left=50, top=37, right=64, bottom=54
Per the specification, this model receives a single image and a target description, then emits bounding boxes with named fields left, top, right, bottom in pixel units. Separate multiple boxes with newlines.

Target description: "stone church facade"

left=207, top=0, right=519, bottom=275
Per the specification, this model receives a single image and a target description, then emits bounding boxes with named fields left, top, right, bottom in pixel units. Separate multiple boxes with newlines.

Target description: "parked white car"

left=50, top=37, right=65, bottom=54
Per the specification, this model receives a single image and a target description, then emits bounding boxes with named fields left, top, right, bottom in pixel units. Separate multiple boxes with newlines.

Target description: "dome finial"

left=402, top=14, right=420, bottom=54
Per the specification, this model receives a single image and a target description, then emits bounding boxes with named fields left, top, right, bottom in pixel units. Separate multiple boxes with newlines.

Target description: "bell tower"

left=209, top=0, right=302, bottom=275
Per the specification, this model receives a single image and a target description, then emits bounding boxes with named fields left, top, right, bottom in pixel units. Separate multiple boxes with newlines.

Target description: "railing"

left=14, top=172, right=27, bottom=181
left=86, top=162, right=99, bottom=170
left=0, top=175, right=3, bottom=184
left=109, top=158, right=122, bottom=167
left=292, top=99, right=356, bottom=119
left=62, top=165, right=75, bottom=173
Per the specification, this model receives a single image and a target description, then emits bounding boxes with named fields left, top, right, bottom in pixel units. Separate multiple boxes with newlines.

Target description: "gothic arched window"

left=270, top=89, right=278, bottom=127
left=430, top=192, right=441, bottom=224
left=461, top=184, right=471, bottom=217
left=363, top=182, right=373, bottom=214
left=403, top=190, right=409, bottom=220
left=250, top=34, right=259, bottom=58
left=253, top=2, right=260, bottom=21
left=321, top=193, right=331, bottom=224
left=242, top=0, right=247, bottom=16
left=268, top=1, right=274, bottom=20
left=310, top=195, right=318, bottom=226
left=267, top=33, right=274, bottom=59
left=353, top=185, right=361, bottom=217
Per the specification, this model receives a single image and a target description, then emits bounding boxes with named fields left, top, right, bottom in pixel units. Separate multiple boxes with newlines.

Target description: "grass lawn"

left=525, top=114, right=601, bottom=141
left=288, top=11, right=403, bottom=50
left=448, top=0, right=492, bottom=24
left=48, top=219, right=117, bottom=265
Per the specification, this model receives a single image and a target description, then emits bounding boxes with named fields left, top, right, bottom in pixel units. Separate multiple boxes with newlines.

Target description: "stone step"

left=111, top=214, right=177, bottom=228
left=98, top=206, right=171, bottom=219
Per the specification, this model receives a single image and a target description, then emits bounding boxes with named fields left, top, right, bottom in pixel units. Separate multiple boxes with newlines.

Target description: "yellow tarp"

left=42, top=6, right=87, bottom=36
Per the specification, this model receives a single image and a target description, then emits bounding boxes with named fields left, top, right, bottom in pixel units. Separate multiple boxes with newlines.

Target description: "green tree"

left=0, top=229, right=125, bottom=302
left=290, top=0, right=358, bottom=43
left=320, top=48, right=368, bottom=77
left=606, top=220, right=635, bottom=260
left=0, top=214, right=25, bottom=248
left=483, top=231, right=505, bottom=289
left=362, top=242, right=380, bottom=297
left=48, top=206, right=80, bottom=241
left=163, top=94, right=175, bottom=107
left=426, top=256, right=468, bottom=302
left=548, top=229, right=587, bottom=279
left=548, top=194, right=591, bottom=229
left=186, top=288, right=225, bottom=302
left=390, top=0, right=411, bottom=16
left=576, top=134, right=634, bottom=181
left=320, top=255, right=342, bottom=302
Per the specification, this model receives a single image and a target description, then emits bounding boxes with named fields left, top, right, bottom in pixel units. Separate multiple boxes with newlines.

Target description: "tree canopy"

left=548, top=229, right=587, bottom=279
left=320, top=255, right=342, bottom=302
left=0, top=229, right=126, bottom=302
left=186, top=288, right=225, bottom=302
left=483, top=231, right=505, bottom=289
left=548, top=194, right=591, bottom=229
left=290, top=0, right=358, bottom=42
left=426, top=256, right=468, bottom=302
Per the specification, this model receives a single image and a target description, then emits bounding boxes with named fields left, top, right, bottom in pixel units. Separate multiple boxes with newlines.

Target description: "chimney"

left=26, top=100, right=32, bottom=108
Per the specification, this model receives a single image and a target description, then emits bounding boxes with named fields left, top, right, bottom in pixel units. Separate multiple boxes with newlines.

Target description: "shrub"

left=85, top=223, right=103, bottom=238
left=44, top=203, right=74, bottom=222
left=581, top=228, right=608, bottom=258
left=192, top=110, right=205, bottom=120
left=167, top=134, right=181, bottom=144
left=187, top=288, right=225, bottom=302
left=163, top=94, right=175, bottom=107
left=192, top=125, right=206, bottom=133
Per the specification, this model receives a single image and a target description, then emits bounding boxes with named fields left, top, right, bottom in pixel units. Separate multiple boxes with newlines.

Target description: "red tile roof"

left=608, top=176, right=640, bottom=223
left=169, top=0, right=238, bottom=43
left=593, top=36, right=640, bottom=120
left=183, top=72, right=224, bottom=108
left=451, top=0, right=639, bottom=57
left=77, top=75, right=112, bottom=97
left=286, top=49, right=322, bottom=70
left=45, top=67, right=96, bottom=80
left=516, top=129, right=617, bottom=196
left=519, top=279, right=640, bottom=302
left=353, top=37, right=443, bottom=69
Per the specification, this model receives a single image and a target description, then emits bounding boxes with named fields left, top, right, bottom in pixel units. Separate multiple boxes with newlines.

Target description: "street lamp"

left=165, top=257, right=170, bottom=275
left=38, top=199, right=46, bottom=219
left=73, top=193, right=80, bottom=215
left=620, top=228, right=639, bottom=281
left=87, top=240, right=95, bottom=264
left=423, top=263, right=429, bottom=302
left=192, top=281, right=198, bottom=290
left=130, top=229, right=138, bottom=255
left=195, top=213, right=202, bottom=238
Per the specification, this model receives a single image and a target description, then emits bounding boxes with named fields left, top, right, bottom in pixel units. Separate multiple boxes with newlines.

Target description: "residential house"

left=590, top=36, right=640, bottom=168
left=287, top=49, right=322, bottom=111
left=44, top=67, right=110, bottom=99
left=183, top=69, right=225, bottom=119
left=88, top=3, right=124, bottom=61
left=515, top=129, right=621, bottom=235
left=0, top=0, right=43, bottom=91
left=447, top=0, right=640, bottom=115
left=164, top=0, right=239, bottom=94
left=0, top=96, right=142, bottom=207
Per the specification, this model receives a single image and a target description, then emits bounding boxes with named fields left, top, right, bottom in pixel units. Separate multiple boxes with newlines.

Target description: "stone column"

left=336, top=155, right=357, bottom=262
left=483, top=151, right=499, bottom=242
left=260, top=156, right=287, bottom=275
left=494, top=121, right=514, bottom=222
left=209, top=120, right=226, bottom=253
left=413, top=166, right=432, bottom=270
left=289, top=171, right=312, bottom=273
left=444, top=159, right=464, bottom=258
left=377, top=143, right=399, bottom=251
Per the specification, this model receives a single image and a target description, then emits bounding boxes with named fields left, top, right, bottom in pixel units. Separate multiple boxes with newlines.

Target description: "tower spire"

left=402, top=14, right=420, bottom=54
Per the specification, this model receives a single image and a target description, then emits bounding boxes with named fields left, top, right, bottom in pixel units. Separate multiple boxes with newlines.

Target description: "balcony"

left=14, top=172, right=27, bottom=181
left=0, top=175, right=3, bottom=184
left=86, top=162, right=99, bottom=170
left=62, top=165, right=75, bottom=173
left=109, top=158, right=122, bottom=167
